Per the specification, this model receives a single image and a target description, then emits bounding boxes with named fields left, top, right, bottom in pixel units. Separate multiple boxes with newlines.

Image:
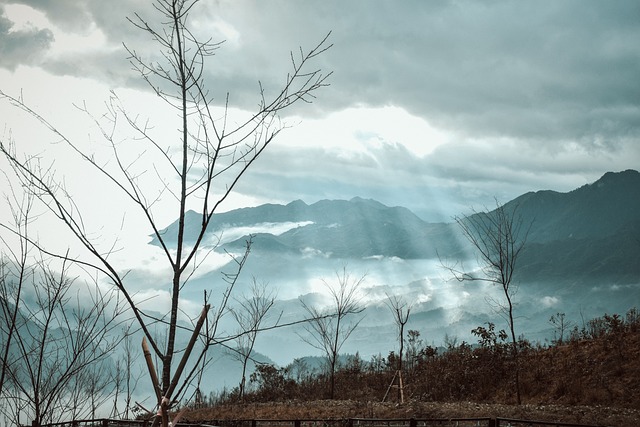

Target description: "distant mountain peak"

left=349, top=196, right=389, bottom=209
left=591, top=169, right=640, bottom=187
left=287, top=199, right=308, bottom=208
left=350, top=196, right=374, bottom=203
left=603, top=169, right=638, bottom=178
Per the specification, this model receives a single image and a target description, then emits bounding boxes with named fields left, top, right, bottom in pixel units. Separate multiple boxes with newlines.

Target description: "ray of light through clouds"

left=0, top=0, right=639, bottom=325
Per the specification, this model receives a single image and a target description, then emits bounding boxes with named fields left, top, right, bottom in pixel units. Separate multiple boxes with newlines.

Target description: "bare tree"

left=68, top=357, right=114, bottom=421
left=443, top=200, right=530, bottom=405
left=109, top=327, right=144, bottom=419
left=300, top=268, right=365, bottom=399
left=405, top=329, right=427, bottom=373
left=549, top=312, right=573, bottom=345
left=383, top=294, right=412, bottom=402
left=0, top=255, right=124, bottom=426
left=0, top=0, right=330, bottom=424
left=229, top=279, right=277, bottom=401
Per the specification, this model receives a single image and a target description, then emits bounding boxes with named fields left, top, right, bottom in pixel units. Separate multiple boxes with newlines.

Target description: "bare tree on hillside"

left=229, top=279, right=277, bottom=401
left=443, top=200, right=530, bottom=405
left=0, top=0, right=331, bottom=425
left=384, top=294, right=412, bottom=402
left=549, top=312, right=574, bottom=345
left=300, top=268, right=365, bottom=399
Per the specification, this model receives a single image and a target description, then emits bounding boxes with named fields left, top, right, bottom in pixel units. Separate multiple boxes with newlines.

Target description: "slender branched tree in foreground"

left=444, top=200, right=530, bottom=405
left=384, top=294, right=412, bottom=402
left=300, top=268, right=365, bottom=399
left=0, top=0, right=331, bottom=425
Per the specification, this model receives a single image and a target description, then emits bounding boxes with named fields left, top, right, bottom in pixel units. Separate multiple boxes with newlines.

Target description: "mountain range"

left=156, top=169, right=640, bottom=285
left=146, top=169, right=640, bottom=368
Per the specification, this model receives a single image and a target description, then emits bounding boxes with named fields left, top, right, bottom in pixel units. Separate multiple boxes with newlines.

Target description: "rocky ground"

left=184, top=400, right=640, bottom=427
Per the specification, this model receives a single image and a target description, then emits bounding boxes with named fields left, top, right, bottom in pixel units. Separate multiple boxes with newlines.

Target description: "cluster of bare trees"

left=1, top=0, right=331, bottom=426
left=0, top=191, right=128, bottom=425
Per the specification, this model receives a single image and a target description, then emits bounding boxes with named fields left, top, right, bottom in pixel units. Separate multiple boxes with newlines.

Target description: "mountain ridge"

left=154, top=169, right=640, bottom=284
left=505, top=169, right=640, bottom=243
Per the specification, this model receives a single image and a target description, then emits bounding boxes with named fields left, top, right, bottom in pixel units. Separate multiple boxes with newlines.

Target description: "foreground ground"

left=185, top=313, right=640, bottom=426
left=184, top=400, right=640, bottom=427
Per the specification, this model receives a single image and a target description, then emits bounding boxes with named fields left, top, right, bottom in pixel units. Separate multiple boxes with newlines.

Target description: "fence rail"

left=495, top=418, right=608, bottom=427
left=32, top=417, right=610, bottom=427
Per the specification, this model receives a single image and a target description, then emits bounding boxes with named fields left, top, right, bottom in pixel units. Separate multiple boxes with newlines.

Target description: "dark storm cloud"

left=7, top=0, right=145, bottom=36
left=4, top=0, right=638, bottom=147
left=173, top=0, right=640, bottom=148
left=1, top=0, right=182, bottom=86
left=209, top=0, right=638, bottom=148
left=0, top=5, right=53, bottom=70
left=324, top=0, right=640, bottom=145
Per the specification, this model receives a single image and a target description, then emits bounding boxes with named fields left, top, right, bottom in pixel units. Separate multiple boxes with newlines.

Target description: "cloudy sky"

left=1, top=0, right=639, bottom=227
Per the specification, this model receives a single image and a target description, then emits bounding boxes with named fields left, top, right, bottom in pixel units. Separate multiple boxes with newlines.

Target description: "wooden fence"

left=32, top=417, right=611, bottom=427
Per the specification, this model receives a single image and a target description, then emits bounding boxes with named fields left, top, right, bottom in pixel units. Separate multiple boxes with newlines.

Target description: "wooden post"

left=382, top=370, right=397, bottom=402
left=141, top=337, right=162, bottom=404
left=165, top=305, right=210, bottom=400
left=382, top=370, right=404, bottom=403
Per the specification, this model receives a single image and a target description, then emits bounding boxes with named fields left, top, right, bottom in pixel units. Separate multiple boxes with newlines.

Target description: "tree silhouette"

left=300, top=268, right=365, bottom=399
left=444, top=200, right=530, bottom=405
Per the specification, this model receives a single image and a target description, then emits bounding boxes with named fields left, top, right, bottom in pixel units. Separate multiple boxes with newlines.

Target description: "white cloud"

left=3, top=4, right=50, bottom=31
left=277, top=106, right=450, bottom=158
left=2, top=0, right=638, bottom=226
left=215, top=221, right=314, bottom=245
left=415, top=293, right=432, bottom=304
left=301, top=247, right=331, bottom=259
left=541, top=296, right=561, bottom=308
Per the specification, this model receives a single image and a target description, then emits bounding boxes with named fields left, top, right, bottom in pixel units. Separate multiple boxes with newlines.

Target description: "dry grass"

left=183, top=311, right=640, bottom=427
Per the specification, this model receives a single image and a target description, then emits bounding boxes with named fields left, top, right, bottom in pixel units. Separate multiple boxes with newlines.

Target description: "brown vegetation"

left=184, top=308, right=640, bottom=426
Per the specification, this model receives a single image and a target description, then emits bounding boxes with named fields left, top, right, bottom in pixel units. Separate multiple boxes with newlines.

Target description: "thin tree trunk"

left=506, top=289, right=521, bottom=405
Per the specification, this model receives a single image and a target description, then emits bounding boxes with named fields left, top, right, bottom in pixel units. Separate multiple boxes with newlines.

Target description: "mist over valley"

left=145, top=169, right=640, bottom=373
